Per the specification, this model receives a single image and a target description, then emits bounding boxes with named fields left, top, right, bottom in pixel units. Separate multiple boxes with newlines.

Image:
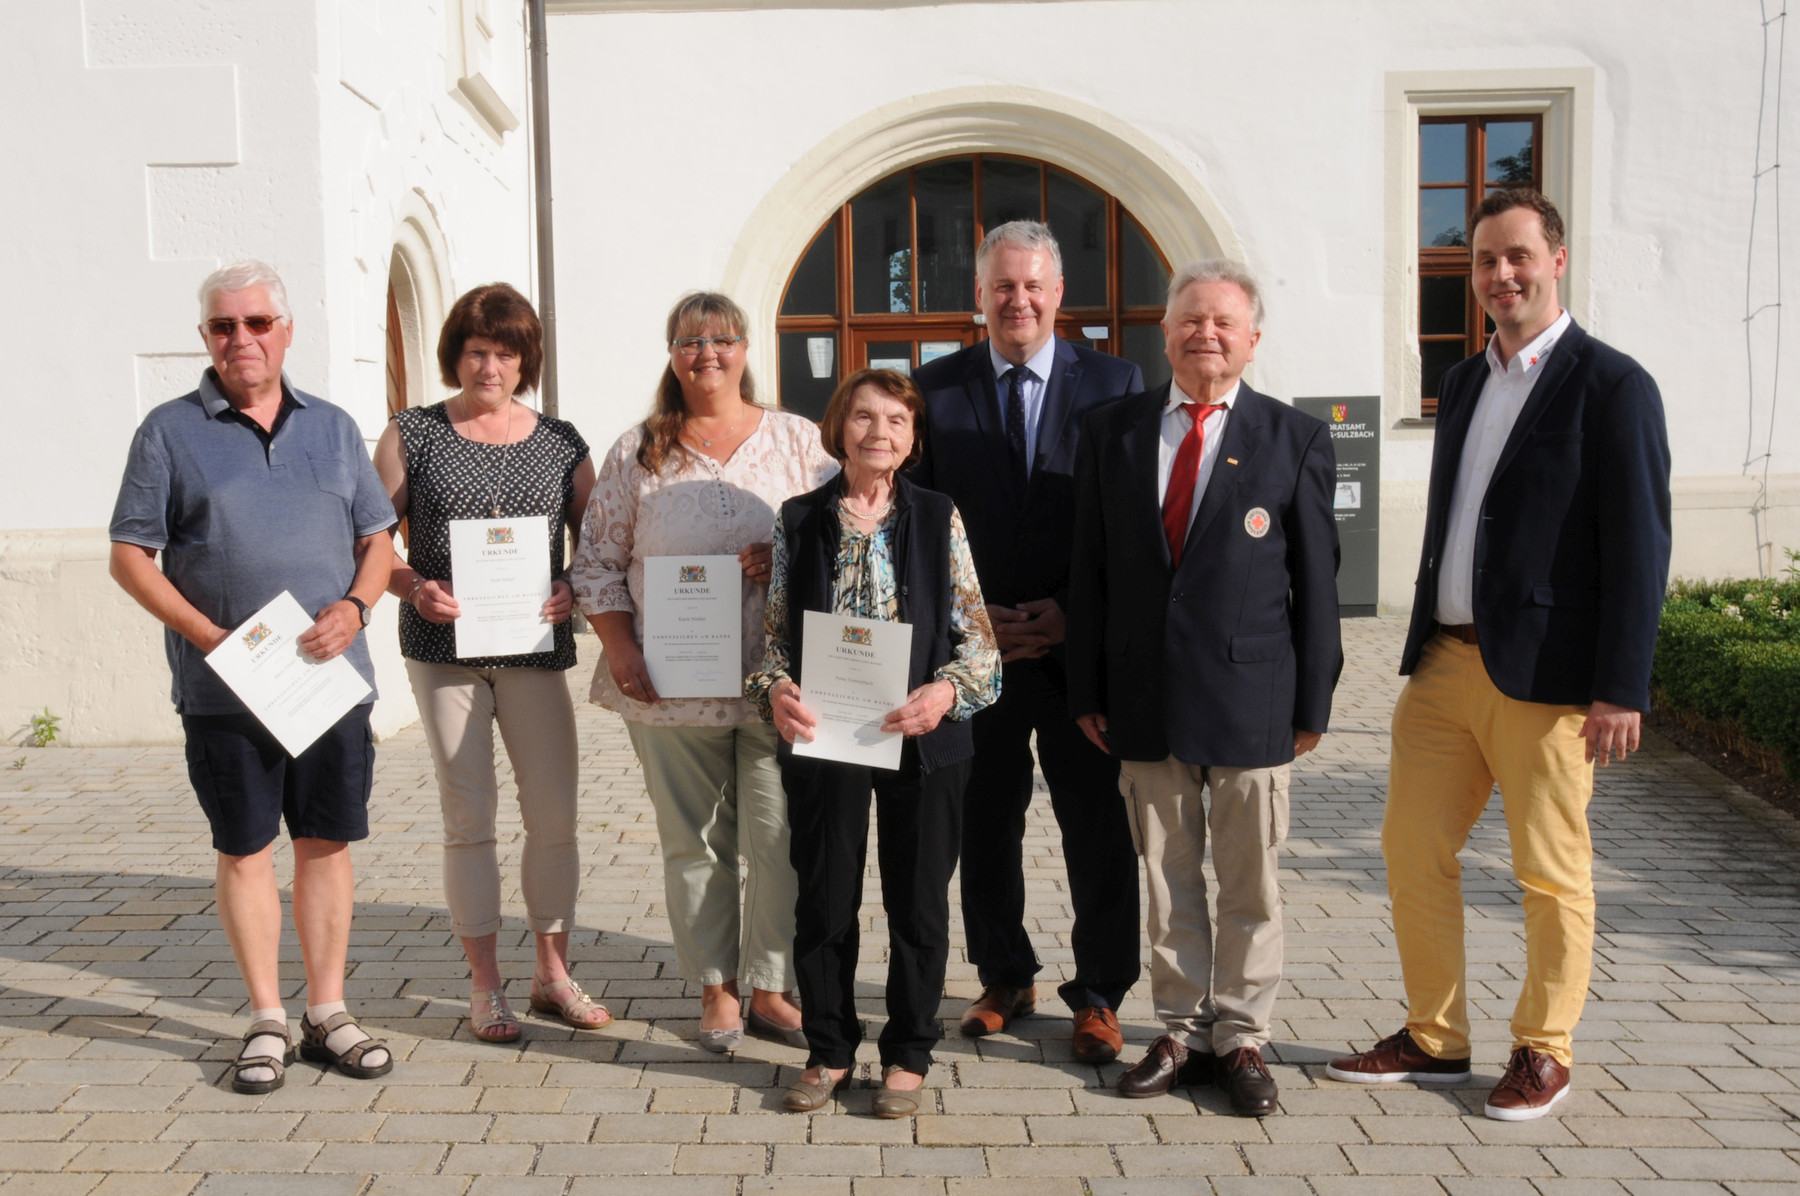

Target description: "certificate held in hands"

left=642, top=555, right=742, bottom=698
left=449, top=515, right=553, bottom=658
left=791, top=609, right=913, bottom=771
left=205, top=591, right=373, bottom=757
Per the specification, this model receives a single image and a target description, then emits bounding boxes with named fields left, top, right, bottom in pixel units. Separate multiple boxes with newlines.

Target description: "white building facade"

left=3, top=0, right=1794, bottom=744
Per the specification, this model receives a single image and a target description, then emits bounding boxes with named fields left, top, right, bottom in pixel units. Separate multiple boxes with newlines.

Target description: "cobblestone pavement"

left=4, top=617, right=1800, bottom=1195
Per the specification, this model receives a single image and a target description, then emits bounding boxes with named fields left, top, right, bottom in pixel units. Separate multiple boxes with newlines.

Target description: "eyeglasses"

left=671, top=335, right=745, bottom=356
left=204, top=315, right=285, bottom=337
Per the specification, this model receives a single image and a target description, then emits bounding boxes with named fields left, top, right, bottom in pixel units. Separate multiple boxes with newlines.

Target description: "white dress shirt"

left=989, top=337, right=1059, bottom=477
left=1435, top=309, right=1572, bottom=626
left=1156, top=378, right=1241, bottom=535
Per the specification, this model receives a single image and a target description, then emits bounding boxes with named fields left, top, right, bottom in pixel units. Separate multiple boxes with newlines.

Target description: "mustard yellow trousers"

left=1384, top=633, right=1595, bottom=1066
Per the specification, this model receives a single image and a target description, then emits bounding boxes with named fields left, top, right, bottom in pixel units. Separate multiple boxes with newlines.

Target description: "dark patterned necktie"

left=1003, top=365, right=1029, bottom=490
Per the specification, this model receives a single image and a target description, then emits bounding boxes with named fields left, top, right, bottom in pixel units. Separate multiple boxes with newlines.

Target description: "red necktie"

left=1161, top=402, right=1224, bottom=568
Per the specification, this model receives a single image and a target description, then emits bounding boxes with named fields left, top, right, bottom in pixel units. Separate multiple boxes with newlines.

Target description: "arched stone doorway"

left=722, top=86, right=1240, bottom=411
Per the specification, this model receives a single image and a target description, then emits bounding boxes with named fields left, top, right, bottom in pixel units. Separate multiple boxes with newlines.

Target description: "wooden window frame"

left=774, top=154, right=1170, bottom=402
left=1417, top=113, right=1543, bottom=414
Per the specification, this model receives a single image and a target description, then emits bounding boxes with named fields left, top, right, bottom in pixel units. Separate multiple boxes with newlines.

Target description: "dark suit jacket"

left=911, top=338, right=1143, bottom=624
left=1400, top=318, right=1672, bottom=712
left=1066, top=384, right=1343, bottom=768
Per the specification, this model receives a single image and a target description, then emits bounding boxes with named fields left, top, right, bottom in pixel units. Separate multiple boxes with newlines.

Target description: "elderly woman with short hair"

left=571, top=291, right=837, bottom=1050
left=747, top=367, right=1001, bottom=1117
left=374, top=282, right=604, bottom=1044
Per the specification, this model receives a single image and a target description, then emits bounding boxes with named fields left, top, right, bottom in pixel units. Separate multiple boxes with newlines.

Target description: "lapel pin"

left=1226, top=457, right=1238, bottom=465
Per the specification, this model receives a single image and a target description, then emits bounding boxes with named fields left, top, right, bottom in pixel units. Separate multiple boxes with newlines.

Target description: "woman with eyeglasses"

left=373, top=282, right=607, bottom=1045
left=570, top=291, right=837, bottom=1051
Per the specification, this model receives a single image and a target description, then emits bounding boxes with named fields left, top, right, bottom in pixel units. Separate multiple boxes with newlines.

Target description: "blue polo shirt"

left=109, top=370, right=397, bottom=716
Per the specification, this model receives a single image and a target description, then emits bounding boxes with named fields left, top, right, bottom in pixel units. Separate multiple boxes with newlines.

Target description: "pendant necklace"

left=462, top=396, right=515, bottom=518
left=689, top=403, right=745, bottom=450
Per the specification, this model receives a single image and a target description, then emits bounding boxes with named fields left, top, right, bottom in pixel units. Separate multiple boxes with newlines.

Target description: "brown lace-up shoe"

left=1116, top=1034, right=1214, bottom=1098
left=1483, top=1046, right=1570, bottom=1120
left=1325, top=1028, right=1472, bottom=1084
left=1070, top=1007, right=1123, bottom=1062
left=959, top=985, right=1036, bottom=1036
left=1218, top=1045, right=1278, bottom=1117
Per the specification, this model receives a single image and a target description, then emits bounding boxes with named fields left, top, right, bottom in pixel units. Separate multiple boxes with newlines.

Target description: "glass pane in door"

left=852, top=175, right=912, bottom=314
left=866, top=341, right=914, bottom=374
left=781, top=216, right=838, bottom=317
left=915, top=159, right=975, bottom=313
left=779, top=332, right=839, bottom=421
left=1047, top=168, right=1106, bottom=307
left=981, top=157, right=1040, bottom=231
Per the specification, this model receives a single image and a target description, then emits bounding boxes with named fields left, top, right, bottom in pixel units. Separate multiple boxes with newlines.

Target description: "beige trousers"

left=1120, top=756, right=1290, bottom=1054
left=626, top=720, right=794, bottom=991
left=407, top=659, right=581, bottom=938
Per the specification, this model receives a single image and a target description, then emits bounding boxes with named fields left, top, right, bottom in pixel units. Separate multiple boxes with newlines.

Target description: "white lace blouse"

left=571, top=408, right=839, bottom=726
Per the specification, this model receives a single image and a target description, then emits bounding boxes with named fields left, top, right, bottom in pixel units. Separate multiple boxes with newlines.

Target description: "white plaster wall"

left=546, top=0, right=1799, bottom=604
left=0, top=0, right=532, bottom=745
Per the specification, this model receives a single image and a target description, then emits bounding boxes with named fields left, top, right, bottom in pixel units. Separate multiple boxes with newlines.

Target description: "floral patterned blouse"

left=570, top=408, right=838, bottom=726
left=745, top=503, right=1002, bottom=723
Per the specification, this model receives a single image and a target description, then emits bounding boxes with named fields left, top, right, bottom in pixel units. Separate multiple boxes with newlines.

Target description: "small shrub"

left=26, top=708, right=60, bottom=749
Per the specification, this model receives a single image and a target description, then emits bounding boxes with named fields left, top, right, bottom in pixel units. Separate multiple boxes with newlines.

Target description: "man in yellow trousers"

left=1327, top=190, right=1671, bottom=1120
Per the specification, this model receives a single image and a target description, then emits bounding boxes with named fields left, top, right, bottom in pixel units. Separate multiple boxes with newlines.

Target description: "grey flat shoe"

left=871, top=1065, right=923, bottom=1119
left=746, top=1002, right=808, bottom=1049
left=783, top=1068, right=851, bottom=1112
left=699, top=1024, right=745, bottom=1053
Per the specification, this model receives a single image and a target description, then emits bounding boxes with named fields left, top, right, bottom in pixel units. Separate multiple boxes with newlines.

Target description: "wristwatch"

left=345, top=595, right=372, bottom=627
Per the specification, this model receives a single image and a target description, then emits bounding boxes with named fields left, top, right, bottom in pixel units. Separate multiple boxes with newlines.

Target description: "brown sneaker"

left=959, top=985, right=1036, bottom=1037
left=1483, top=1046, right=1570, bottom=1121
left=1070, top=1007, right=1122, bottom=1062
left=1325, top=1028, right=1471, bottom=1085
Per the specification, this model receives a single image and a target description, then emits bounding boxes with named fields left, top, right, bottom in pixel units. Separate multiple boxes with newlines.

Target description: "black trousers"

left=960, top=654, right=1141, bottom=1012
left=784, top=743, right=970, bottom=1076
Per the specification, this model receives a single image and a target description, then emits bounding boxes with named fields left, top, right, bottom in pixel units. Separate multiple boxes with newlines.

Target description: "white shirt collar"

left=1163, top=377, right=1242, bottom=415
left=989, top=336, right=1059, bottom=385
left=1486, top=308, right=1572, bottom=377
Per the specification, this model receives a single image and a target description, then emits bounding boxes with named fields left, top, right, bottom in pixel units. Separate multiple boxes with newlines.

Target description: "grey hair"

left=198, top=260, right=291, bottom=321
left=976, top=220, right=1063, bottom=280
left=1165, top=259, right=1265, bottom=329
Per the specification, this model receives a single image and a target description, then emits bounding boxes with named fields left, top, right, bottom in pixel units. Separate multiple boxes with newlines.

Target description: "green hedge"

left=1653, top=576, right=1800, bottom=780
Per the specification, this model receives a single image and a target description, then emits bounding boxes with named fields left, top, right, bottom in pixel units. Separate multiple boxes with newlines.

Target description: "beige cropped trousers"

left=407, top=659, right=581, bottom=938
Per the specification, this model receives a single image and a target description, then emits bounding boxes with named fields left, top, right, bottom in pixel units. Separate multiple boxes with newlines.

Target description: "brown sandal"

left=227, top=1019, right=293, bottom=1095
left=529, top=976, right=612, bottom=1029
left=300, top=1010, right=393, bottom=1079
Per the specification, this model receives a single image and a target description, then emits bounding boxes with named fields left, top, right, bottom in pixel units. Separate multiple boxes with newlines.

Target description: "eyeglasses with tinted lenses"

left=204, top=316, right=283, bottom=337
left=671, top=335, right=744, bottom=356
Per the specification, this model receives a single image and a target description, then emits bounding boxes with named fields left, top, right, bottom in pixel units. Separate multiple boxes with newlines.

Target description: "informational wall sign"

left=1295, top=396, right=1380, bottom=617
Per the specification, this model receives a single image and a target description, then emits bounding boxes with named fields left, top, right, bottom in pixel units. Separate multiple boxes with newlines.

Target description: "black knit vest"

left=779, top=473, right=973, bottom=773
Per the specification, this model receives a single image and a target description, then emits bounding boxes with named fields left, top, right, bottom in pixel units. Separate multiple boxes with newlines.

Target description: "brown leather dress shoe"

left=1071, top=1007, right=1123, bottom=1062
left=1325, top=1027, right=1472, bottom=1085
left=1483, top=1046, right=1570, bottom=1121
left=959, top=984, right=1036, bottom=1036
left=1218, top=1045, right=1278, bottom=1117
left=1116, top=1034, right=1214, bottom=1098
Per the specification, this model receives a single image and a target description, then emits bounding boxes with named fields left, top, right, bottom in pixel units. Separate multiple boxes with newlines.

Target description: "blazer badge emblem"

left=1244, top=508, right=1271, bottom=538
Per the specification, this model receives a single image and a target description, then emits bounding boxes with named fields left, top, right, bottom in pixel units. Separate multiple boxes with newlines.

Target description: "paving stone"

left=877, top=1146, right=987, bottom=1177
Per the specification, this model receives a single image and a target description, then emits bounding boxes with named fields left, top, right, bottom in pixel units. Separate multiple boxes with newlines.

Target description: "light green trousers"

left=625, top=720, right=795, bottom=990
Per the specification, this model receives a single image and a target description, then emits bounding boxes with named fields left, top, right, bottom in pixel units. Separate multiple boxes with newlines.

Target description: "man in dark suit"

left=1327, top=190, right=1671, bottom=1121
left=911, top=221, right=1145, bottom=1063
left=1067, top=260, right=1342, bottom=1116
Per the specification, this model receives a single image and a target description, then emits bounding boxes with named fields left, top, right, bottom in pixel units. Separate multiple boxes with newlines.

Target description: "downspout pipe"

left=528, top=0, right=558, bottom=417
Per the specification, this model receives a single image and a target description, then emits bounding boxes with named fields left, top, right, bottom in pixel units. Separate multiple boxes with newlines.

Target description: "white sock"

left=307, top=1000, right=389, bottom=1070
left=238, top=1007, right=288, bottom=1085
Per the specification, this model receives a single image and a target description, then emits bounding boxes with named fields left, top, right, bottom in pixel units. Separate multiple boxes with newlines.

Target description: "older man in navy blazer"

left=912, top=221, right=1144, bottom=1063
left=1067, top=260, right=1342, bottom=1115
left=1328, top=190, right=1671, bottom=1121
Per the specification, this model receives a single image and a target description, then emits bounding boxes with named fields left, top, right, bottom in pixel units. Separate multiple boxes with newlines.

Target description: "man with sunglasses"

left=109, top=260, right=397, bottom=1095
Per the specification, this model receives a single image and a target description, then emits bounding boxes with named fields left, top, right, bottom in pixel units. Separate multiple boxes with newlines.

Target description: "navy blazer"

left=1066, top=384, right=1343, bottom=768
left=911, top=338, right=1143, bottom=618
left=1400, top=319, right=1672, bottom=711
